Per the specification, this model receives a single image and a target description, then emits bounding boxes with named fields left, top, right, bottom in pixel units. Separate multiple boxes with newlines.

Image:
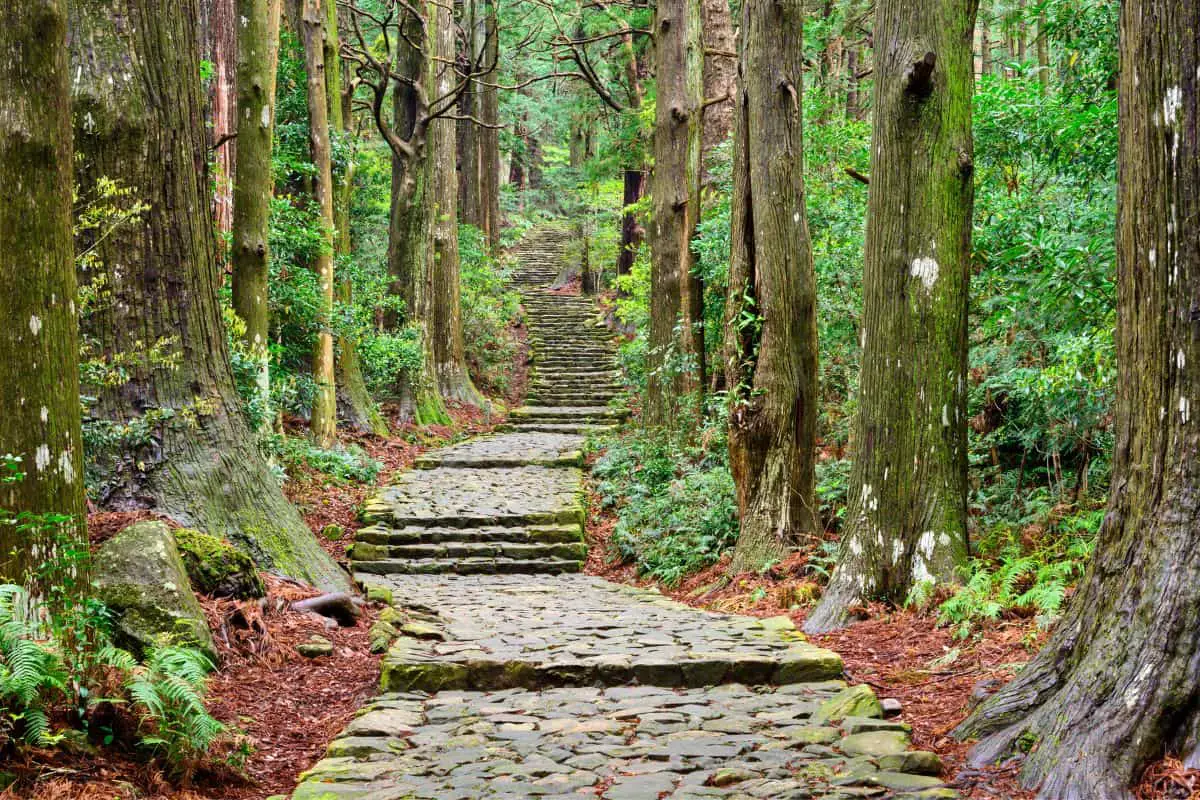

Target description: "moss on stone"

left=173, top=527, right=266, bottom=599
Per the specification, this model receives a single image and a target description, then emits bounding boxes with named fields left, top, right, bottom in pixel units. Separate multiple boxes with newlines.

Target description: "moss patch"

left=173, top=528, right=265, bottom=599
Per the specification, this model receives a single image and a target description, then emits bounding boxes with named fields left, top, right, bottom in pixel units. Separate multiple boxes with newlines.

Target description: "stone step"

left=354, top=540, right=589, bottom=563
left=356, top=523, right=585, bottom=546
left=500, top=422, right=620, bottom=435
left=528, top=398, right=620, bottom=409
left=352, top=558, right=584, bottom=576
left=511, top=405, right=627, bottom=421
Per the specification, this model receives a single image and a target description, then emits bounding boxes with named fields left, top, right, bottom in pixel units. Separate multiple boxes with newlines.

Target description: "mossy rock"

left=94, top=521, right=218, bottom=662
left=173, top=528, right=265, bottom=599
left=812, top=684, right=884, bottom=725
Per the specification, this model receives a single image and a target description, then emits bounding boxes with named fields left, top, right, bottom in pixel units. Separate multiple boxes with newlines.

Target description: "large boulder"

left=94, top=521, right=217, bottom=662
left=173, top=528, right=265, bottom=599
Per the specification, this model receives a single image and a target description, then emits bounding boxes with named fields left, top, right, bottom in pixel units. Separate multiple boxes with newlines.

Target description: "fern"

left=123, top=645, right=223, bottom=777
left=0, top=585, right=68, bottom=745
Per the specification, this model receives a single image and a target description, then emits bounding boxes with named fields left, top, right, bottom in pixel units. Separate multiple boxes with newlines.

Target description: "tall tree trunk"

left=202, top=0, right=238, bottom=240
left=701, top=0, right=736, bottom=164
left=724, top=0, right=820, bottom=573
left=457, top=0, right=483, bottom=229
left=478, top=0, right=501, bottom=250
left=805, top=0, right=976, bottom=633
left=616, top=30, right=647, bottom=288
left=322, top=0, right=388, bottom=436
left=430, top=0, right=484, bottom=408
left=231, top=0, right=282, bottom=433
left=385, top=10, right=449, bottom=425
left=0, top=0, right=87, bottom=595
left=956, top=3, right=1200, bottom=796
left=1036, top=12, right=1050, bottom=93
left=70, top=0, right=348, bottom=591
left=297, top=0, right=338, bottom=447
left=980, top=0, right=992, bottom=77
left=617, top=168, right=646, bottom=281
left=846, top=47, right=862, bottom=119
left=647, top=0, right=704, bottom=426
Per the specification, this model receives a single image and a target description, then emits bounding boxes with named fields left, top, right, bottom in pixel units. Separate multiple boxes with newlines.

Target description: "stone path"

left=293, top=229, right=958, bottom=799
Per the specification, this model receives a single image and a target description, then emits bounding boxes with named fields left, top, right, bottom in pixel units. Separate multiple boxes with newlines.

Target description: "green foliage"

left=268, top=435, right=382, bottom=484
left=0, top=586, right=67, bottom=746
left=112, top=645, right=225, bottom=776
left=591, top=418, right=739, bottom=586
left=460, top=225, right=520, bottom=393
left=933, top=507, right=1103, bottom=638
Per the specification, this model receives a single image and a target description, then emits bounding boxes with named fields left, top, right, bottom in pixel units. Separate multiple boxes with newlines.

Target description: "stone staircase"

left=509, top=225, right=573, bottom=286
left=346, top=226, right=626, bottom=577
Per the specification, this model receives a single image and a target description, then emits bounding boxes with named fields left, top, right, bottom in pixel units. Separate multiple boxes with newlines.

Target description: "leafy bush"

left=269, top=435, right=382, bottom=484
left=592, top=425, right=739, bottom=586
left=460, top=224, right=520, bottom=393
left=0, top=586, right=67, bottom=746
left=932, top=507, right=1104, bottom=638
left=106, top=645, right=224, bottom=776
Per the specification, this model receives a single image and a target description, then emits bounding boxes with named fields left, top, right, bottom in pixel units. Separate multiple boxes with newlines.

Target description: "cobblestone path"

left=291, top=230, right=958, bottom=799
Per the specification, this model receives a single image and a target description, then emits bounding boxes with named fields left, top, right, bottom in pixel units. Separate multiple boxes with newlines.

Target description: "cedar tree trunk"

left=0, top=0, right=87, bottom=593
left=805, top=0, right=976, bottom=632
left=231, top=0, right=282, bottom=432
left=724, top=0, right=821, bottom=573
left=430, top=0, right=484, bottom=407
left=298, top=0, right=338, bottom=446
left=955, top=3, right=1200, bottom=797
left=70, top=0, right=349, bottom=591
left=647, top=0, right=704, bottom=426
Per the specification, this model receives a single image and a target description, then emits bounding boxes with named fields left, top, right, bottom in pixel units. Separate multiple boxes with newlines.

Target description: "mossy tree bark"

left=323, top=0, right=388, bottom=437
left=955, top=4, right=1200, bottom=796
left=647, top=0, right=704, bottom=427
left=231, top=0, right=282, bottom=432
left=805, top=0, right=976, bottom=633
left=430, top=0, right=484, bottom=408
left=723, top=0, right=820, bottom=574
left=70, top=0, right=349, bottom=592
left=0, top=1, right=87, bottom=592
left=478, top=0, right=502, bottom=250
left=382, top=10, right=450, bottom=425
left=297, top=0, right=339, bottom=447
left=700, top=0, right=735, bottom=165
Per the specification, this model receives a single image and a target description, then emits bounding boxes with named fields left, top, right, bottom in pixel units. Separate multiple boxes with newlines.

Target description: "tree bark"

left=430, top=0, right=484, bottom=408
left=323, top=0, right=388, bottom=437
left=700, top=0, right=736, bottom=163
left=202, top=0, right=238, bottom=239
left=955, top=3, right=1200, bottom=797
left=1036, top=12, right=1050, bottom=93
left=647, top=0, right=705, bottom=426
left=805, top=0, right=976, bottom=633
left=297, top=0, right=338, bottom=447
left=980, top=0, right=992, bottom=77
left=70, top=0, right=348, bottom=591
left=383, top=11, right=449, bottom=425
left=724, top=0, right=820, bottom=573
left=617, top=168, right=646, bottom=280
left=231, top=0, right=282, bottom=433
left=0, top=0, right=87, bottom=594
left=457, top=0, right=483, bottom=229
left=478, top=0, right=501, bottom=250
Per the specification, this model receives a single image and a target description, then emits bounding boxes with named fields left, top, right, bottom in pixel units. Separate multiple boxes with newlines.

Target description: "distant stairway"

left=347, top=225, right=625, bottom=577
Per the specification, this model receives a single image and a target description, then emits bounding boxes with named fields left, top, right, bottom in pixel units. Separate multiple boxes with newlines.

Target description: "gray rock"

left=94, top=521, right=217, bottom=662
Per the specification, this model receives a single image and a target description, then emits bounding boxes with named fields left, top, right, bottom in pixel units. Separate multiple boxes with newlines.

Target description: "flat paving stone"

left=363, top=466, right=585, bottom=528
left=292, top=685, right=953, bottom=799
left=415, top=432, right=585, bottom=469
left=358, top=574, right=842, bottom=692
